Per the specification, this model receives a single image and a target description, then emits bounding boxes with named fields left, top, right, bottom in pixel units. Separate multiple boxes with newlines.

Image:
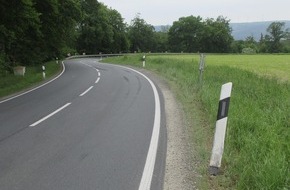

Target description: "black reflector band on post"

left=217, top=97, right=230, bottom=120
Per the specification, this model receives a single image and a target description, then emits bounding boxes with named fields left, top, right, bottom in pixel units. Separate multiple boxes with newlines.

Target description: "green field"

left=206, top=54, right=290, bottom=83
left=104, top=54, right=290, bottom=190
left=0, top=61, right=62, bottom=98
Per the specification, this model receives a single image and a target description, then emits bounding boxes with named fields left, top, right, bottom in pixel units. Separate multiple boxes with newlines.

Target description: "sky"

left=99, top=0, right=290, bottom=25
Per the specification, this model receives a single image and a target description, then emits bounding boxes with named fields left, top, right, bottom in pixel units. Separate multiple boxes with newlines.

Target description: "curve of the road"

left=0, top=58, right=166, bottom=190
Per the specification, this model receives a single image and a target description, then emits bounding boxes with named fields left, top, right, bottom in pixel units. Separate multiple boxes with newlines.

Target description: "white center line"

left=79, top=86, right=94, bottom=97
left=95, top=77, right=100, bottom=84
left=29, top=103, right=71, bottom=127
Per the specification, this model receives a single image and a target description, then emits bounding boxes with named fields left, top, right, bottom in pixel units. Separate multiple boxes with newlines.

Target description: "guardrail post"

left=209, top=82, right=233, bottom=175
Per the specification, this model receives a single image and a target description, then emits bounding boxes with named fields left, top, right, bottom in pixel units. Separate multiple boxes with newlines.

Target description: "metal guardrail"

left=66, top=52, right=207, bottom=60
left=66, top=53, right=125, bottom=60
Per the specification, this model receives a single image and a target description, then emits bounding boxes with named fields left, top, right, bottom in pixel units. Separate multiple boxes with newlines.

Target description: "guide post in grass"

left=209, top=82, right=232, bottom=175
left=42, top=65, right=46, bottom=79
left=142, top=55, right=146, bottom=67
left=199, top=53, right=206, bottom=86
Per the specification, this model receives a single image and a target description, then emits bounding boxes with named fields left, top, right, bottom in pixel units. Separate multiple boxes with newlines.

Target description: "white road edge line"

left=137, top=72, right=160, bottom=190
left=79, top=86, right=94, bottom=97
left=29, top=102, right=71, bottom=127
left=115, top=65, right=161, bottom=190
left=0, top=62, right=66, bottom=104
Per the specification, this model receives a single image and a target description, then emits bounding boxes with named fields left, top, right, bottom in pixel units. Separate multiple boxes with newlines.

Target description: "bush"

left=242, top=47, right=256, bottom=54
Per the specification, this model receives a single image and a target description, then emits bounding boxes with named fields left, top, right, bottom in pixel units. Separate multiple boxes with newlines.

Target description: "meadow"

left=104, top=54, right=290, bottom=190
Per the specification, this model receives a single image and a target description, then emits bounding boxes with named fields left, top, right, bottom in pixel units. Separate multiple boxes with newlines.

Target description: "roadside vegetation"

left=2, top=1, right=289, bottom=76
left=1, top=1, right=289, bottom=188
left=0, top=61, right=61, bottom=98
left=104, top=54, right=290, bottom=190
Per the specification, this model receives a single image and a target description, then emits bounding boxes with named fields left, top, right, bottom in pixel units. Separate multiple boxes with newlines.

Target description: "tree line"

left=232, top=22, right=290, bottom=53
left=1, top=0, right=289, bottom=73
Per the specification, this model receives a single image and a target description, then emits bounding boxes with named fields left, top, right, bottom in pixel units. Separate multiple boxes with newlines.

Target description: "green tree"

left=201, top=16, right=233, bottom=53
left=285, top=28, right=290, bottom=40
left=168, top=16, right=233, bottom=53
left=128, top=14, right=155, bottom=52
left=231, top=40, right=245, bottom=53
left=0, top=0, right=84, bottom=71
left=153, top=31, right=168, bottom=52
left=77, top=0, right=103, bottom=54
left=34, top=0, right=81, bottom=59
left=266, top=22, right=286, bottom=53
left=0, top=0, right=41, bottom=67
left=77, top=1, right=128, bottom=54
left=243, top=35, right=258, bottom=53
left=258, top=33, right=269, bottom=53
left=168, top=16, right=203, bottom=52
left=57, top=0, right=82, bottom=55
left=107, top=8, right=129, bottom=53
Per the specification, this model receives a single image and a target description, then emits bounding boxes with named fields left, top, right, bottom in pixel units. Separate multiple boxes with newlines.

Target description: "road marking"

left=29, top=103, right=71, bottom=127
left=79, top=61, right=101, bottom=86
left=95, top=77, right=100, bottom=84
left=137, top=72, right=161, bottom=190
left=80, top=62, right=93, bottom=68
left=0, top=62, right=66, bottom=104
left=79, top=86, right=94, bottom=97
left=113, top=65, right=161, bottom=190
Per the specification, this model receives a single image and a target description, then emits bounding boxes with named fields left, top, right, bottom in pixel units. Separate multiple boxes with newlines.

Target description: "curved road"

left=0, top=58, right=166, bottom=190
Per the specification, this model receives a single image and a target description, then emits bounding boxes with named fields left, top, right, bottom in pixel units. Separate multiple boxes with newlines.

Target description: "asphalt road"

left=0, top=58, right=166, bottom=190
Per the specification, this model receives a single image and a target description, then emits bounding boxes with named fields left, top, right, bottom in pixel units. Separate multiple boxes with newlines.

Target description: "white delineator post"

left=42, top=65, right=46, bottom=79
left=209, top=82, right=233, bottom=175
left=142, top=55, right=146, bottom=67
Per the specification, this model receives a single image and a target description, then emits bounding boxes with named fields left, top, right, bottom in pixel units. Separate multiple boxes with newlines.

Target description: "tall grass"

left=104, top=54, right=290, bottom=189
left=202, top=65, right=289, bottom=189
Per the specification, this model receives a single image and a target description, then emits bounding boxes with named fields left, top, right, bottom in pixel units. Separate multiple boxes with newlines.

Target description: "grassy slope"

left=0, top=61, right=61, bottom=98
left=103, top=54, right=290, bottom=190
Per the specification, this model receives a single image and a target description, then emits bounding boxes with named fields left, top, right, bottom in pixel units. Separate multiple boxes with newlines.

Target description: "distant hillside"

left=230, top=21, right=290, bottom=40
left=154, top=21, right=290, bottom=41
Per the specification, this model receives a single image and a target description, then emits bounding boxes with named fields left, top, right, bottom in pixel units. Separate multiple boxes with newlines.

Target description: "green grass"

left=206, top=54, right=290, bottom=83
left=0, top=61, right=62, bottom=98
left=103, top=54, right=290, bottom=190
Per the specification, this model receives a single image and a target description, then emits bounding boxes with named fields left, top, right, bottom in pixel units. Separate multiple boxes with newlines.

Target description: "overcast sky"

left=99, top=0, right=290, bottom=25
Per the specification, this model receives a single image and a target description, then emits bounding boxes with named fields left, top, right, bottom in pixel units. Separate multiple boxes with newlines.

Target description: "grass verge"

left=0, top=61, right=62, bottom=99
left=103, top=54, right=290, bottom=190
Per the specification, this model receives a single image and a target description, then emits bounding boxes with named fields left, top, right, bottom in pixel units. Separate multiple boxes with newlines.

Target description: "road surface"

left=0, top=58, right=166, bottom=190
